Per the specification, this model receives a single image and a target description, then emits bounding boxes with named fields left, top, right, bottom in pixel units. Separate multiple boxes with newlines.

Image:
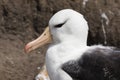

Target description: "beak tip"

left=24, top=44, right=30, bottom=53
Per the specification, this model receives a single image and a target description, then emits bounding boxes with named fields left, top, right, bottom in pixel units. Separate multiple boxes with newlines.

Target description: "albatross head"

left=25, top=9, right=89, bottom=53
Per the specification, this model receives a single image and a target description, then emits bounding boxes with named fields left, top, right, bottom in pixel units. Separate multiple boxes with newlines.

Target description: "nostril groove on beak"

left=44, top=33, right=46, bottom=36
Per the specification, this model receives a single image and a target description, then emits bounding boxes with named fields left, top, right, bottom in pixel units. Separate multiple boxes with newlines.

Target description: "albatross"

left=25, top=9, right=120, bottom=80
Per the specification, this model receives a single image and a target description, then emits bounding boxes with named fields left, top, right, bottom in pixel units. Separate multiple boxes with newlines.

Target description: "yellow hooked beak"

left=25, top=27, right=52, bottom=53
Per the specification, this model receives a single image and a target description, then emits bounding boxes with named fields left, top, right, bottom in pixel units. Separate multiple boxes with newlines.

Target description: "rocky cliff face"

left=0, top=0, right=120, bottom=47
left=0, top=0, right=119, bottom=80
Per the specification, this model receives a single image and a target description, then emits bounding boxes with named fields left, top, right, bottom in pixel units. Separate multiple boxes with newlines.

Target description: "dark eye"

left=54, top=23, right=64, bottom=28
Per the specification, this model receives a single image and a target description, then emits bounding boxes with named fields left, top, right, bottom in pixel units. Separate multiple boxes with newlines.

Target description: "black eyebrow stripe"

left=54, top=23, right=65, bottom=28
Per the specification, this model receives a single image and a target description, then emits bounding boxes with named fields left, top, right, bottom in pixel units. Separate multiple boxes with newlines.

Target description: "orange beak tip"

left=24, top=44, right=31, bottom=53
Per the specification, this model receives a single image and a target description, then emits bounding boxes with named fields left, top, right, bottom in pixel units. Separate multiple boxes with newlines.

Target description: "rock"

left=0, top=0, right=119, bottom=47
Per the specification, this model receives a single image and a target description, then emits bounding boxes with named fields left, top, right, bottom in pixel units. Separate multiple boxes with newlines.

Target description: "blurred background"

left=0, top=0, right=119, bottom=80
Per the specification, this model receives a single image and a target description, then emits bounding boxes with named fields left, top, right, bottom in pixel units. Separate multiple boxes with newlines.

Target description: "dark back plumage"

left=62, top=46, right=120, bottom=80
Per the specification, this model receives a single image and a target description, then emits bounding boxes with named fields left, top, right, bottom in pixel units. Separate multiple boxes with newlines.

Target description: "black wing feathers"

left=62, top=47, right=120, bottom=80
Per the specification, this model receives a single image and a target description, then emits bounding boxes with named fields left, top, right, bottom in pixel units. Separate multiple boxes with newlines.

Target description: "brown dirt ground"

left=0, top=34, right=47, bottom=80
